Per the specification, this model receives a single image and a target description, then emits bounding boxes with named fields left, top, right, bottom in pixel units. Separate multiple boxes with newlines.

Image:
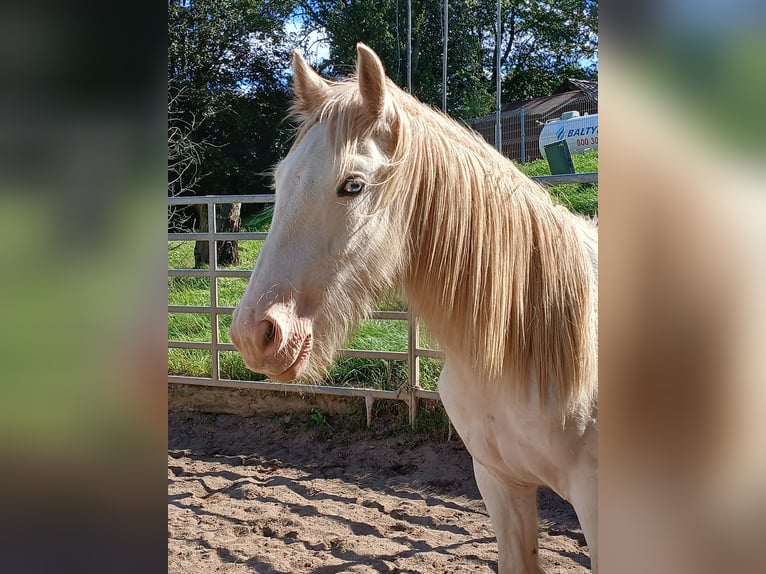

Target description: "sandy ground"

left=168, top=411, right=590, bottom=573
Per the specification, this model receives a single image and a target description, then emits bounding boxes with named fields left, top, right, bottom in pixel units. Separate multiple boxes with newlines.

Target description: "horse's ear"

left=356, top=43, right=386, bottom=118
left=291, top=50, right=328, bottom=116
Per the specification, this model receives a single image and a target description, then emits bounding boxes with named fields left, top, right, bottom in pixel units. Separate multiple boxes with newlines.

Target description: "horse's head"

left=230, top=44, right=407, bottom=381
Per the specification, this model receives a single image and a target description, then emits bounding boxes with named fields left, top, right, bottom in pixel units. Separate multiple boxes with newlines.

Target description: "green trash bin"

left=543, top=141, right=576, bottom=175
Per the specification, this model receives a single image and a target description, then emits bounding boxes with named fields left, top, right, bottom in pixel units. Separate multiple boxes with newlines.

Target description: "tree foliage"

left=168, top=0, right=298, bottom=198
left=494, top=0, right=598, bottom=102
left=297, top=0, right=597, bottom=118
left=167, top=85, right=204, bottom=232
left=168, top=0, right=302, bottom=265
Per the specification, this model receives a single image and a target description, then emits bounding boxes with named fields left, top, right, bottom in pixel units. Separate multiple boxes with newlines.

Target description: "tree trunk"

left=194, top=202, right=241, bottom=268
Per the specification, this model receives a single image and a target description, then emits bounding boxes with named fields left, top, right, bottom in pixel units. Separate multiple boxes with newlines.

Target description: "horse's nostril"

left=257, top=318, right=282, bottom=356
left=263, top=320, right=275, bottom=345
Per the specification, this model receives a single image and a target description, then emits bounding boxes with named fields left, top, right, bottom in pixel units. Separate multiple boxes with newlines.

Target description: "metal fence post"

left=442, top=0, right=448, bottom=113
left=494, top=0, right=501, bottom=152
left=407, top=311, right=420, bottom=427
left=520, top=106, right=526, bottom=165
left=208, top=202, right=220, bottom=384
left=407, top=0, right=412, bottom=93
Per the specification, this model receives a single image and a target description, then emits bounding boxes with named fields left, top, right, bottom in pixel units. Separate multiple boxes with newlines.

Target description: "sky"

left=284, top=19, right=330, bottom=66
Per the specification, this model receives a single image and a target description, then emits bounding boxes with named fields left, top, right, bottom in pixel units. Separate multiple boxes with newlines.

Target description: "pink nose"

left=229, top=302, right=311, bottom=380
left=230, top=307, right=285, bottom=365
left=250, top=316, right=283, bottom=358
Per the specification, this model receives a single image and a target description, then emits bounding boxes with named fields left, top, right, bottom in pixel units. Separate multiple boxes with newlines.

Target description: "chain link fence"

left=468, top=95, right=597, bottom=163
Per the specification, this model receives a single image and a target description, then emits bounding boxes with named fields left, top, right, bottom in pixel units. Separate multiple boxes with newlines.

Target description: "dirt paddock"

left=168, top=411, right=590, bottom=573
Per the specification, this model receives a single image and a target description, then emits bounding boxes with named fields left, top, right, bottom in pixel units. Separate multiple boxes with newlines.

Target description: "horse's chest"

left=437, top=363, right=582, bottom=492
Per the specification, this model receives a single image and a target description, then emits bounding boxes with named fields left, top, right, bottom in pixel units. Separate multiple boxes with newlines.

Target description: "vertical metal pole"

left=365, top=395, right=375, bottom=428
left=520, top=107, right=526, bottom=164
left=407, top=0, right=412, bottom=93
left=442, top=0, right=448, bottom=112
left=208, top=201, right=219, bottom=384
left=407, top=312, right=420, bottom=428
left=495, top=0, right=502, bottom=152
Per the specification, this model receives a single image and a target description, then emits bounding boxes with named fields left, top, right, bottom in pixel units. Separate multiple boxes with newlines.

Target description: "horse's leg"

left=473, top=459, right=542, bottom=574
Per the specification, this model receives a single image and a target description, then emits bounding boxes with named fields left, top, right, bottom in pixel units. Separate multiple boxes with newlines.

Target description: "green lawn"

left=517, top=150, right=598, bottom=217
left=168, top=153, right=597, bottom=391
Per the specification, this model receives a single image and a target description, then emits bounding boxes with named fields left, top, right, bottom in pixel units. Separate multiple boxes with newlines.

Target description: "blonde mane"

left=290, top=77, right=597, bottom=410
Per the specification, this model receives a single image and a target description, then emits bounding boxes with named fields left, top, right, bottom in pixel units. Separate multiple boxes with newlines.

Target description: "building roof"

left=556, top=78, right=598, bottom=100
left=500, top=78, right=598, bottom=115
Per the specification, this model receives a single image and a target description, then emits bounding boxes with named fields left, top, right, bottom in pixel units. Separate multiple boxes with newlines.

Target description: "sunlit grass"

left=518, top=150, right=599, bottom=217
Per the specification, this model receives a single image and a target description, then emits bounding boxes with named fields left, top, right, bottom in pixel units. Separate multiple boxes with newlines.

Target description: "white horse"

left=230, top=44, right=598, bottom=573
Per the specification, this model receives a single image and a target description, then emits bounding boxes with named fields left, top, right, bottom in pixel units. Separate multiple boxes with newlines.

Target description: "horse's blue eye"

left=339, top=179, right=364, bottom=196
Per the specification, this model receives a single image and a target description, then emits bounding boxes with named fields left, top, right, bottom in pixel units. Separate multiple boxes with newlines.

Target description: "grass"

left=243, top=206, right=274, bottom=232
left=274, top=398, right=452, bottom=442
left=168, top=153, right=597, bottom=393
left=517, top=150, right=598, bottom=217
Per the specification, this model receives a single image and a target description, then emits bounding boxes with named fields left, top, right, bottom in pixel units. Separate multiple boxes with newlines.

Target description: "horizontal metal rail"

left=371, top=311, right=408, bottom=321
left=168, top=269, right=251, bottom=278
left=169, top=232, right=268, bottom=241
left=415, top=348, right=445, bottom=359
left=169, top=305, right=235, bottom=315
left=532, top=172, right=598, bottom=185
left=169, top=340, right=231, bottom=351
left=169, top=304, right=407, bottom=322
left=169, top=375, right=408, bottom=400
left=169, top=375, right=442, bottom=403
left=168, top=194, right=276, bottom=205
left=168, top=339, right=442, bottom=360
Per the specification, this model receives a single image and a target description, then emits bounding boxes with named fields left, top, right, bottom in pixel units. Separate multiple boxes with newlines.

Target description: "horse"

left=230, top=44, right=598, bottom=574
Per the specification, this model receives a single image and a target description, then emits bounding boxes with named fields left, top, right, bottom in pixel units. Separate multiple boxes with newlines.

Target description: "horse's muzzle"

left=230, top=302, right=313, bottom=381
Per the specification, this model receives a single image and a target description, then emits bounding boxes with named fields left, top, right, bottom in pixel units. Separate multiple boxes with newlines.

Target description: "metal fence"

left=168, top=174, right=597, bottom=425
left=469, top=95, right=597, bottom=163
left=168, top=194, right=443, bottom=427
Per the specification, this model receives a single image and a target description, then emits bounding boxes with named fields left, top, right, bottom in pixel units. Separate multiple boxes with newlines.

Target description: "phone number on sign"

left=576, top=136, right=598, bottom=146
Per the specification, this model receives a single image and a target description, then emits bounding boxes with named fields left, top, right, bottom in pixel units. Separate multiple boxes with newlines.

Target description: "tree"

left=492, top=0, right=598, bottom=102
left=167, top=84, right=204, bottom=234
left=296, top=0, right=493, bottom=117
left=168, top=0, right=297, bottom=266
left=296, top=0, right=597, bottom=118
